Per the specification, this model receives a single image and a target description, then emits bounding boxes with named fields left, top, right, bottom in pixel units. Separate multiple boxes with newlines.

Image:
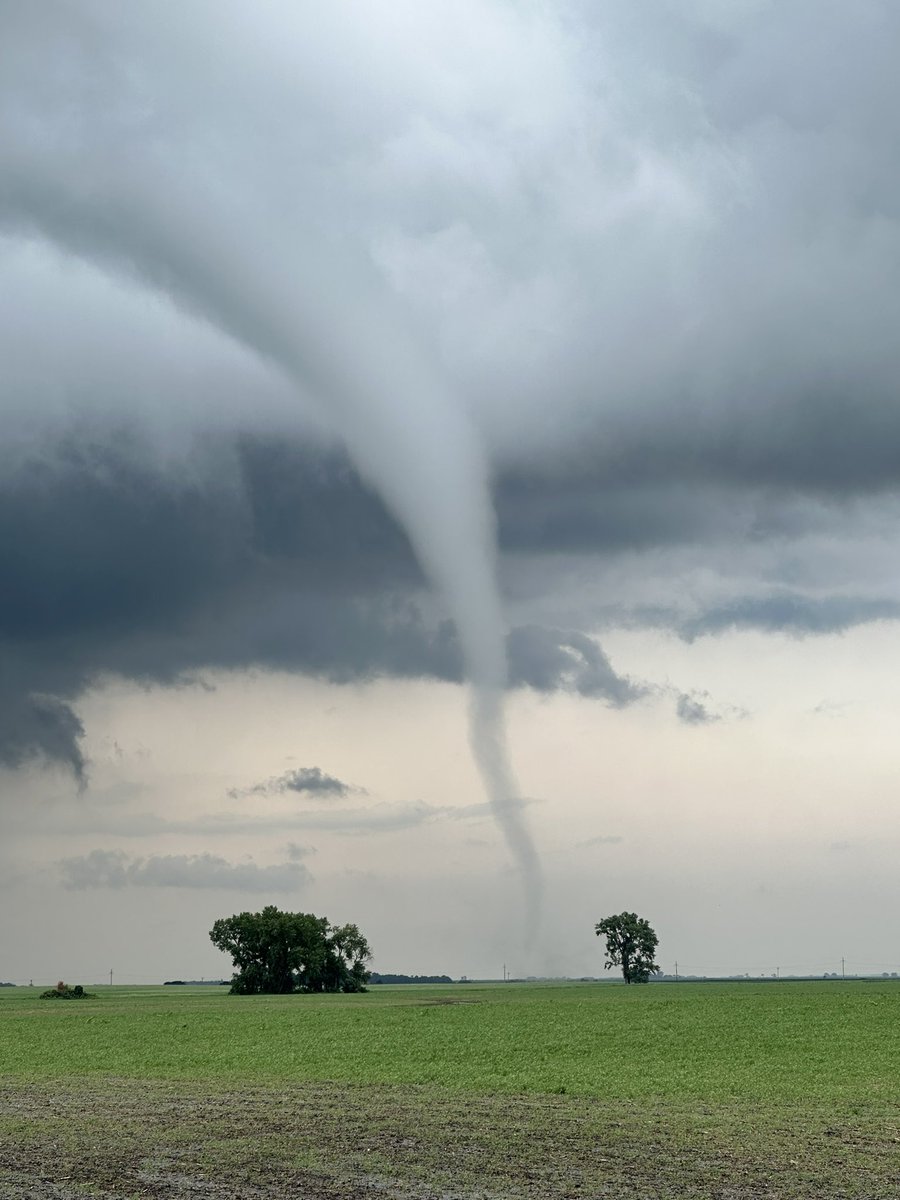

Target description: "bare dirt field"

left=2, top=1076, right=898, bottom=1199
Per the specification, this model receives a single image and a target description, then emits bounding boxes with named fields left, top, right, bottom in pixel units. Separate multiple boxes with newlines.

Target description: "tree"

left=209, top=905, right=371, bottom=995
left=595, top=912, right=659, bottom=984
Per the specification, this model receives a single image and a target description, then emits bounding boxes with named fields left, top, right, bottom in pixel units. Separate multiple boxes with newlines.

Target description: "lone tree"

left=209, top=906, right=371, bottom=994
left=595, top=912, right=659, bottom=984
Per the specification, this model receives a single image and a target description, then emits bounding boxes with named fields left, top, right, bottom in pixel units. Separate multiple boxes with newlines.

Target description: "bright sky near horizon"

left=2, top=1, right=900, bottom=984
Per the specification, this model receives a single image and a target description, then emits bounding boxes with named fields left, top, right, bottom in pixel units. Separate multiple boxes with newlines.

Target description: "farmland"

left=1, top=979, right=898, bottom=1197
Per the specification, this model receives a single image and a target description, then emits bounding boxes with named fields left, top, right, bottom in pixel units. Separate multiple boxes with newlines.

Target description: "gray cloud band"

left=59, top=849, right=310, bottom=892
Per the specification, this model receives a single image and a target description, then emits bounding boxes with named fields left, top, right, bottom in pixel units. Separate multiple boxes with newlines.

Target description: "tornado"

left=0, top=4, right=543, bottom=929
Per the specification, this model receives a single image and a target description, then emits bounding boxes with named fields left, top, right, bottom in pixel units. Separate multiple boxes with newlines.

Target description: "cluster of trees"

left=208, top=905, right=657, bottom=996
left=209, top=906, right=371, bottom=994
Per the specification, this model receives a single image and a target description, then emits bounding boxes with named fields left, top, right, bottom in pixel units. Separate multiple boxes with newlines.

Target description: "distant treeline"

left=0, top=982, right=15, bottom=988
left=369, top=973, right=453, bottom=985
left=163, top=980, right=229, bottom=986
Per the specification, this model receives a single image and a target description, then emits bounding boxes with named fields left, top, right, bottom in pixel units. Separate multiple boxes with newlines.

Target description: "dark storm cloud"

left=0, top=433, right=427, bottom=776
left=508, top=626, right=645, bottom=705
left=495, top=475, right=742, bottom=556
left=0, top=690, right=86, bottom=784
left=0, top=432, right=410, bottom=653
left=279, top=768, right=350, bottom=796
left=0, top=430, right=660, bottom=776
left=231, top=765, right=356, bottom=801
left=59, top=849, right=310, bottom=891
left=679, top=594, right=900, bottom=642
left=4, top=423, right=898, bottom=780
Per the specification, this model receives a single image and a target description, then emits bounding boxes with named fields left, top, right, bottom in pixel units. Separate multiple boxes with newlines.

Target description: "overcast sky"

left=2, top=0, right=900, bottom=984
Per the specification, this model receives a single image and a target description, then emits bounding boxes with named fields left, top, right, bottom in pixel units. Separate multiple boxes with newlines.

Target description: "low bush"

left=40, top=982, right=93, bottom=1000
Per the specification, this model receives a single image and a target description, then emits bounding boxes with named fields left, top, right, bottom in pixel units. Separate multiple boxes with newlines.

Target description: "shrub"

left=40, top=982, right=94, bottom=999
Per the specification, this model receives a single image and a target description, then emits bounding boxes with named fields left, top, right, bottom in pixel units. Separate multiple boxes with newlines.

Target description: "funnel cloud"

left=0, top=1, right=540, bottom=911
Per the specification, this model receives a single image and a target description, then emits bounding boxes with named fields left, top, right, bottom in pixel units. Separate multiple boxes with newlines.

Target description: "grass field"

left=1, top=979, right=898, bottom=1197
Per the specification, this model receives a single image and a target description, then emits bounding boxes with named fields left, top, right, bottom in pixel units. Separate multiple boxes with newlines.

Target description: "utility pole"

left=674, top=961, right=679, bottom=981
left=841, top=957, right=845, bottom=980
left=109, top=968, right=113, bottom=988
left=502, top=963, right=507, bottom=982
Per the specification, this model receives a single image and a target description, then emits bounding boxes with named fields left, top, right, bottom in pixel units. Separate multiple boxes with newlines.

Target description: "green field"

left=1, top=980, right=898, bottom=1197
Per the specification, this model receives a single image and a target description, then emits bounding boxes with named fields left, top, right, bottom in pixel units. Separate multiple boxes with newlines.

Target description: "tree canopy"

left=209, top=906, right=371, bottom=994
left=594, top=911, right=659, bottom=985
